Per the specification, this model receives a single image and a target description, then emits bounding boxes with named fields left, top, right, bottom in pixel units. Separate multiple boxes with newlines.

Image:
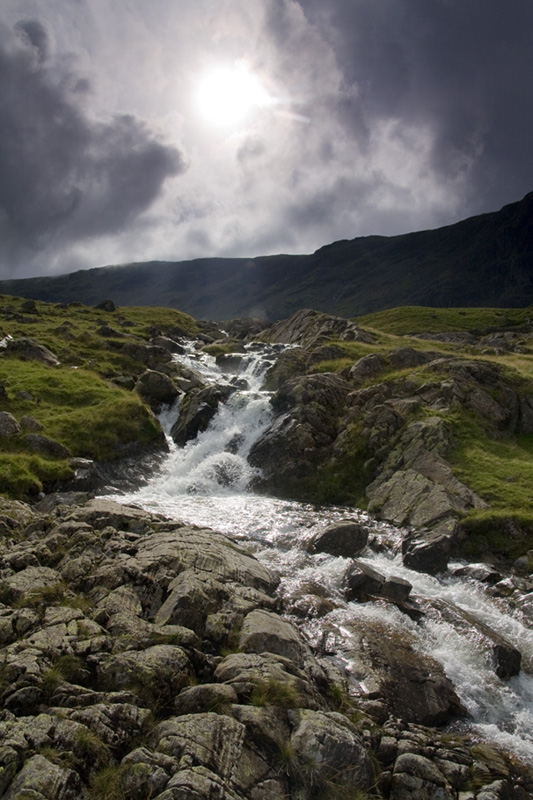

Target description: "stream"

left=108, top=341, right=533, bottom=765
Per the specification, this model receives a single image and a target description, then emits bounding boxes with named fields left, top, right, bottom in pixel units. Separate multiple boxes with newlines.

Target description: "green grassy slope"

left=0, top=296, right=197, bottom=497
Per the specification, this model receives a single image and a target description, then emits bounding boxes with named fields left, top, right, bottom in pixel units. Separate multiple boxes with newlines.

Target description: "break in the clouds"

left=0, top=0, right=532, bottom=278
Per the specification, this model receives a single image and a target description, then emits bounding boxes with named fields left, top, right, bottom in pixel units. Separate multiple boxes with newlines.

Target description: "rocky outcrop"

left=249, top=372, right=351, bottom=494
left=259, top=308, right=376, bottom=348
left=0, top=496, right=531, bottom=799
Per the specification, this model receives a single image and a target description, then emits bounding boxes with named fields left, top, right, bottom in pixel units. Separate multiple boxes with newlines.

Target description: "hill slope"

left=1, top=192, right=533, bottom=320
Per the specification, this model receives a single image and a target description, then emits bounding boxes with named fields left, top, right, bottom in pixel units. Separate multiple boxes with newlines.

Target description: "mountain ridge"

left=1, top=191, right=532, bottom=320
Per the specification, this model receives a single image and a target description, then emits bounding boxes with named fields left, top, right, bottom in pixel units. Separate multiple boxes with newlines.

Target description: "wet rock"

left=381, top=575, right=413, bottom=603
left=343, top=560, right=385, bottom=600
left=347, top=621, right=466, bottom=725
left=434, top=599, right=521, bottom=679
left=306, top=520, right=369, bottom=557
left=216, top=353, right=246, bottom=373
left=452, top=563, right=502, bottom=584
left=171, top=384, right=235, bottom=445
left=402, top=530, right=453, bottom=575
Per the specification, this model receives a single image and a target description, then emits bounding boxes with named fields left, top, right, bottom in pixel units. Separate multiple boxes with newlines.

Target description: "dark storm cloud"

left=0, top=20, right=186, bottom=268
left=294, top=0, right=533, bottom=213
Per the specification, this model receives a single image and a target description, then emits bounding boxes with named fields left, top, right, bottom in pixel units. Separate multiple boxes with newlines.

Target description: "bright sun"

left=197, top=63, right=272, bottom=127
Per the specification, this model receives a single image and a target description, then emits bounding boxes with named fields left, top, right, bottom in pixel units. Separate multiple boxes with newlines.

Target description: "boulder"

left=4, top=337, right=59, bottom=366
left=135, top=369, right=180, bottom=411
left=381, top=575, right=413, bottom=603
left=98, top=645, right=191, bottom=700
left=20, top=415, right=44, bottom=432
left=95, top=325, right=124, bottom=337
left=2, top=754, right=79, bottom=800
left=174, top=683, right=239, bottom=715
left=391, top=753, right=455, bottom=800
left=289, top=710, right=374, bottom=792
left=0, top=412, right=20, bottom=438
left=94, top=299, right=116, bottom=311
left=343, top=560, right=386, bottom=600
left=349, top=353, right=387, bottom=384
left=238, top=609, right=308, bottom=667
left=306, top=520, right=369, bottom=557
left=347, top=621, right=466, bottom=726
left=148, top=713, right=245, bottom=780
left=25, top=434, right=70, bottom=459
left=171, top=384, right=235, bottom=445
left=259, top=308, right=375, bottom=348
left=402, top=531, right=453, bottom=575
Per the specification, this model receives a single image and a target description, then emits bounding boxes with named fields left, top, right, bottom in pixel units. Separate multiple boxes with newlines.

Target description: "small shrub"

left=88, top=764, right=128, bottom=800
left=250, top=678, right=301, bottom=708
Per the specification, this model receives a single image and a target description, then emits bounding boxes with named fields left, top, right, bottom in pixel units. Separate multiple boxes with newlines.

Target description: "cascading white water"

left=109, top=341, right=533, bottom=764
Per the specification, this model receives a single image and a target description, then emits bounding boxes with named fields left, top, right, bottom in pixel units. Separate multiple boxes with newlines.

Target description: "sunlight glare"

left=197, top=63, right=272, bottom=127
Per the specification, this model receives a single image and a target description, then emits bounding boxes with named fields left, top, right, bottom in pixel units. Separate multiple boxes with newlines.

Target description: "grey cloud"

left=0, top=21, right=186, bottom=269
left=14, top=19, right=51, bottom=62
left=296, top=0, right=533, bottom=213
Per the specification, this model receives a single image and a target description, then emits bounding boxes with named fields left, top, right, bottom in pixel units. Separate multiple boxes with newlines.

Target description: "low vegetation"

left=0, top=295, right=197, bottom=497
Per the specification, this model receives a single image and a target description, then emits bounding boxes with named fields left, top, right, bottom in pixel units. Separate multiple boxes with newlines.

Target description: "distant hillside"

left=1, top=192, right=532, bottom=320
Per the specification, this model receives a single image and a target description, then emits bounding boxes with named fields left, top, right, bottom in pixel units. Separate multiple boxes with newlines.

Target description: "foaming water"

left=108, top=341, right=533, bottom=764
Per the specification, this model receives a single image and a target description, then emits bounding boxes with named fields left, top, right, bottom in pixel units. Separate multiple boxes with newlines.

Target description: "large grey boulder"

left=98, top=645, right=191, bottom=700
left=4, top=337, right=59, bottom=366
left=260, top=308, right=375, bottom=348
left=238, top=609, right=308, bottom=667
left=391, top=753, right=455, bottom=800
left=306, top=520, right=369, bottom=557
left=2, top=754, right=79, bottom=800
left=349, top=353, right=387, bottom=384
left=149, top=713, right=245, bottom=781
left=135, top=369, right=180, bottom=412
left=346, top=621, right=466, bottom=726
left=289, top=710, right=374, bottom=793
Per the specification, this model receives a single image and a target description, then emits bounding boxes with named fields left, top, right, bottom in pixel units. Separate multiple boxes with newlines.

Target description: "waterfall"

left=109, top=340, right=533, bottom=765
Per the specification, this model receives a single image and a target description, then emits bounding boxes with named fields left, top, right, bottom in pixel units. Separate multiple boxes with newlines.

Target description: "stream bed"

left=108, top=342, right=533, bottom=764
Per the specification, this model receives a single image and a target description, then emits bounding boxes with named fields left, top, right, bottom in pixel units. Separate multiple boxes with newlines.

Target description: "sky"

left=1, top=0, right=533, bottom=280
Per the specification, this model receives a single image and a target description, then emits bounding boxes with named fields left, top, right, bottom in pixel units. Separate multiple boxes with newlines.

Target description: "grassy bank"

left=0, top=296, right=197, bottom=498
